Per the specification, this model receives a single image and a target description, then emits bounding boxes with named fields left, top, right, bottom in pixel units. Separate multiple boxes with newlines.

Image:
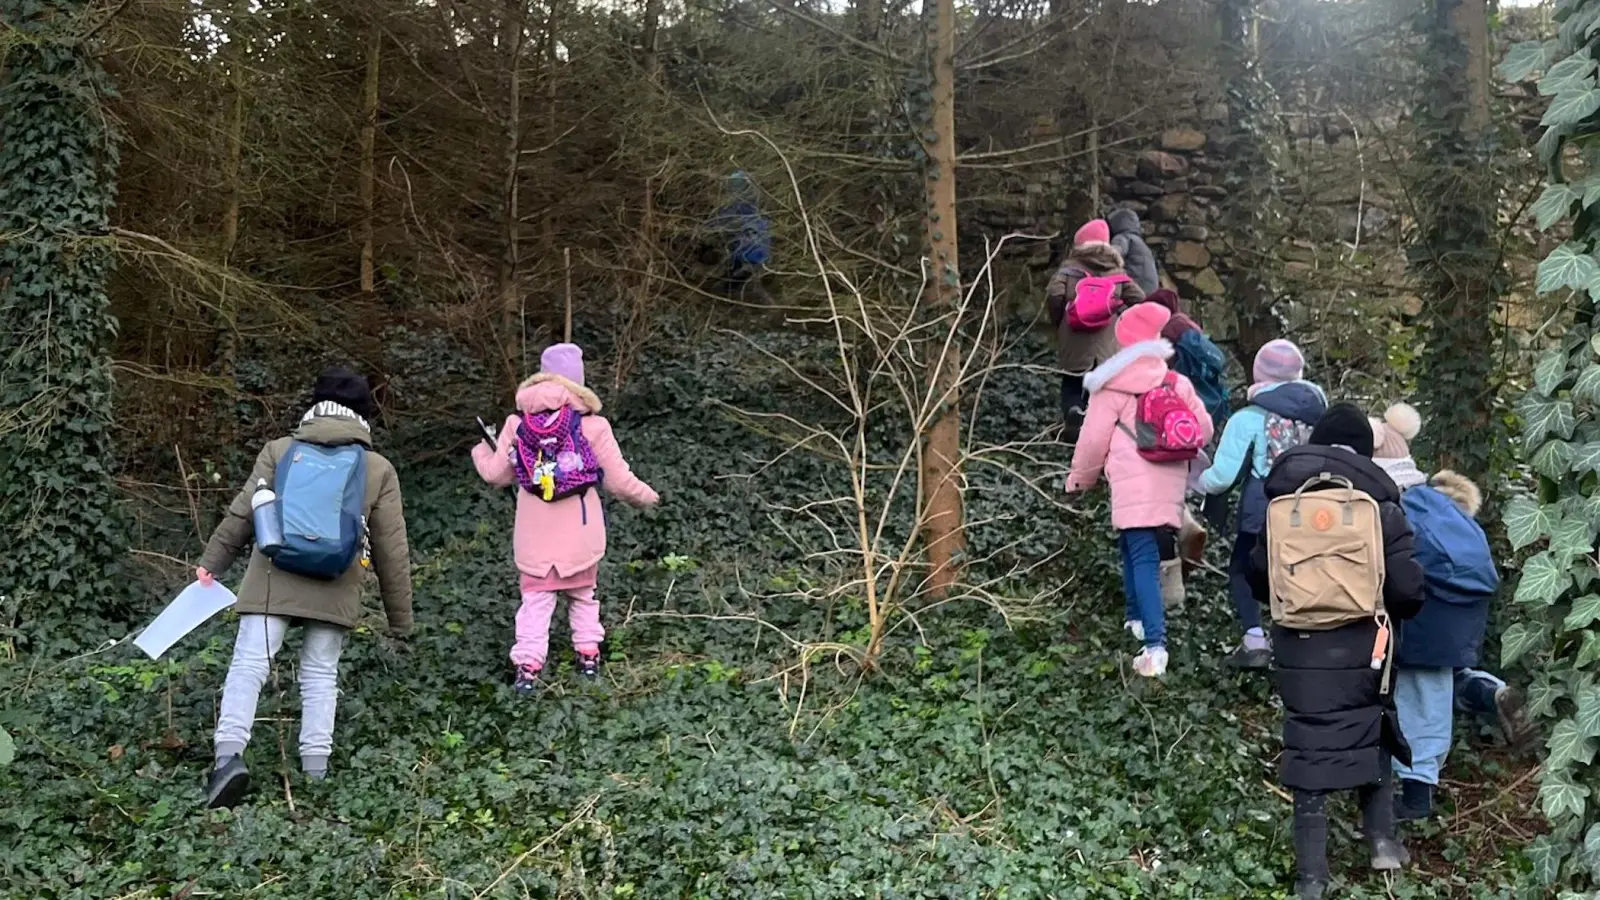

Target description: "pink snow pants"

left=510, top=589, right=604, bottom=668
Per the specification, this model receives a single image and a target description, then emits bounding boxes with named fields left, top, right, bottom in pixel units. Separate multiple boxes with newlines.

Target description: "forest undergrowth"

left=0, top=320, right=1542, bottom=899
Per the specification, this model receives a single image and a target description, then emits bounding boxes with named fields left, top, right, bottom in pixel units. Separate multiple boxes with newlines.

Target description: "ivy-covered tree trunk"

left=918, top=0, right=967, bottom=603
left=1500, top=12, right=1600, bottom=888
left=1411, top=0, right=1502, bottom=481
left=0, top=0, right=125, bottom=625
left=1215, top=0, right=1282, bottom=366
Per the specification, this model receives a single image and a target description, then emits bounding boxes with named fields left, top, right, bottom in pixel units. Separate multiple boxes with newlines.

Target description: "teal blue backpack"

left=266, top=442, right=368, bottom=580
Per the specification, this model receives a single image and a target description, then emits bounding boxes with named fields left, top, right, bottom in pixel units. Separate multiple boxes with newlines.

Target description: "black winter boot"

left=1361, top=779, right=1410, bottom=870
left=1394, top=779, right=1434, bottom=822
left=1293, top=791, right=1331, bottom=896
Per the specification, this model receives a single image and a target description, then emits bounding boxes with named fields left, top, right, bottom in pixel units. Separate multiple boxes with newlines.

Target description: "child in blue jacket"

left=1370, top=406, right=1531, bottom=820
left=1195, top=339, right=1326, bottom=668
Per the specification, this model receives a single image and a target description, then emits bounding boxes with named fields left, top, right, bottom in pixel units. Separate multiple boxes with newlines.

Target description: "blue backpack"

left=1402, top=485, right=1498, bottom=601
left=267, top=441, right=368, bottom=580
left=1173, top=330, right=1230, bottom=432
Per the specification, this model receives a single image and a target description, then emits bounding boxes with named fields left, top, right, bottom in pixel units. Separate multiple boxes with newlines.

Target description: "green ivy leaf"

left=1568, top=594, right=1600, bottom=630
left=1576, top=364, right=1600, bottom=403
left=1577, top=682, right=1600, bottom=738
left=1544, top=87, right=1600, bottom=127
left=1541, top=767, right=1590, bottom=822
left=1537, top=440, right=1577, bottom=478
left=1550, top=717, right=1598, bottom=772
left=1582, top=823, right=1600, bottom=881
left=1537, top=242, right=1599, bottom=295
left=1506, top=495, right=1555, bottom=550
left=1581, top=631, right=1600, bottom=668
left=1538, top=348, right=1573, bottom=394
left=1540, top=53, right=1599, bottom=96
left=0, top=727, right=11, bottom=768
left=1571, top=439, right=1600, bottom=474
left=1503, top=620, right=1547, bottom=666
left=1540, top=124, right=1573, bottom=164
left=1502, top=40, right=1554, bottom=82
left=1517, top=551, right=1572, bottom=606
left=1529, top=834, right=1570, bottom=886
left=1555, top=517, right=1598, bottom=560
left=1531, top=671, right=1571, bottom=718
left=1520, top=393, right=1578, bottom=446
left=1533, top=184, right=1582, bottom=230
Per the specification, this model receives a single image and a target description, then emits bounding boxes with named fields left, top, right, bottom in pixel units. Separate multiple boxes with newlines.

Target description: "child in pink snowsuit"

left=471, top=343, right=659, bottom=691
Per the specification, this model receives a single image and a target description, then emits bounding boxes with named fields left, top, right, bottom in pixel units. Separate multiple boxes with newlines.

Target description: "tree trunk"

left=215, top=0, right=248, bottom=444
left=1216, top=0, right=1281, bottom=366
left=855, top=0, right=880, bottom=42
left=1414, top=0, right=1500, bottom=480
left=918, top=0, right=967, bottom=602
left=641, top=0, right=662, bottom=82
left=358, top=20, right=381, bottom=297
left=496, top=0, right=525, bottom=386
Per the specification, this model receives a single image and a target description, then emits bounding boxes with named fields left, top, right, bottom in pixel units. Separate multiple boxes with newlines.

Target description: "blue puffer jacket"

left=1396, top=474, right=1499, bottom=669
left=1196, top=380, right=1327, bottom=534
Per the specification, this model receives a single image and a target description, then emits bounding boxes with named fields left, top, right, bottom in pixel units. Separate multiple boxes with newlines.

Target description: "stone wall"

left=963, top=110, right=1242, bottom=338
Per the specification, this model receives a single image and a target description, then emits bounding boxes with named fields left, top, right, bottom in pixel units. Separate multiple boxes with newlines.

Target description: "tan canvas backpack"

left=1265, top=473, right=1387, bottom=630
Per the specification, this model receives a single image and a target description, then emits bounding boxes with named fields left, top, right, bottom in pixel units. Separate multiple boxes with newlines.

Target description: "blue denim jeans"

left=1119, top=528, right=1165, bottom=649
left=1393, top=667, right=1454, bottom=785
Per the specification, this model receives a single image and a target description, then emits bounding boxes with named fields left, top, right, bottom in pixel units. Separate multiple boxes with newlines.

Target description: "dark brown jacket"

left=199, top=410, right=414, bottom=635
left=1045, top=243, right=1146, bottom=373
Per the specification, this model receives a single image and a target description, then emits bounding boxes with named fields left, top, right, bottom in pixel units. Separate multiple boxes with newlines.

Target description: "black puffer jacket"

left=1249, top=444, right=1426, bottom=792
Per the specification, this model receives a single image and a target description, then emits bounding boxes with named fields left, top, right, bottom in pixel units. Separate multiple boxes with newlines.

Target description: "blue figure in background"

left=705, top=170, right=772, bottom=303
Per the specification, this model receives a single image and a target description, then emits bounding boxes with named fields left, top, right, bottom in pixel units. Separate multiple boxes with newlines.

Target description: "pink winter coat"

left=471, top=374, right=659, bottom=579
left=1065, top=340, right=1214, bottom=530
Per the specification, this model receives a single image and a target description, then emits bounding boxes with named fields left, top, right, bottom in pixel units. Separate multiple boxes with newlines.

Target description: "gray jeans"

left=214, top=615, right=346, bottom=769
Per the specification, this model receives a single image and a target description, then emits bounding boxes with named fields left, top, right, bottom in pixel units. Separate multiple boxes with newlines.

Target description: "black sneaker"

left=1496, top=686, right=1535, bottom=751
left=1394, top=779, right=1433, bottom=822
left=1225, top=644, right=1272, bottom=670
left=513, top=664, right=543, bottom=695
left=205, top=755, right=250, bottom=810
left=577, top=651, right=601, bottom=680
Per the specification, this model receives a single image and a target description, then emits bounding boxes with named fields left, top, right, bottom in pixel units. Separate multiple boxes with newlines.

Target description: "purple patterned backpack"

left=512, top=406, right=602, bottom=501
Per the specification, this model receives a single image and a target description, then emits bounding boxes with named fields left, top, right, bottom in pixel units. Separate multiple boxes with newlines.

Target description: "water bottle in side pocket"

left=251, top=479, right=285, bottom=557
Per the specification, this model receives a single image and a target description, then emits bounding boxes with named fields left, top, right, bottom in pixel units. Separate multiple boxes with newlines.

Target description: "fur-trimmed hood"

left=1066, top=242, right=1125, bottom=275
left=1084, top=339, right=1172, bottom=395
left=1429, top=469, right=1483, bottom=518
left=516, top=372, right=603, bottom=415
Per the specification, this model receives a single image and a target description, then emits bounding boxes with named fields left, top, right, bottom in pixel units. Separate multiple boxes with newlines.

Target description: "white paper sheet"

left=134, top=581, right=238, bottom=660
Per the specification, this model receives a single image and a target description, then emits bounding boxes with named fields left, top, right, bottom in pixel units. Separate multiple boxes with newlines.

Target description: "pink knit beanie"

left=1115, top=302, right=1172, bottom=348
left=1252, top=339, right=1305, bottom=385
left=1073, top=219, right=1111, bottom=248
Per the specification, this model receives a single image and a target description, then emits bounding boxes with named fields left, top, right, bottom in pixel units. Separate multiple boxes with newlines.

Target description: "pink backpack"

left=1118, top=373, right=1204, bottom=462
left=1065, top=272, right=1130, bottom=332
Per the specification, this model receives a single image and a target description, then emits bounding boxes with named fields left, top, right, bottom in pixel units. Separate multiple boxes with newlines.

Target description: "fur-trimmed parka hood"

left=516, top=372, right=603, bottom=415
left=1084, top=339, right=1173, bottom=395
left=1429, top=469, right=1483, bottom=518
left=1066, top=242, right=1126, bottom=275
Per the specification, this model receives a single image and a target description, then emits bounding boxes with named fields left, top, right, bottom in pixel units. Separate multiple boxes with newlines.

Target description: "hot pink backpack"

left=1065, top=272, right=1130, bottom=332
left=1118, top=373, right=1204, bottom=462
